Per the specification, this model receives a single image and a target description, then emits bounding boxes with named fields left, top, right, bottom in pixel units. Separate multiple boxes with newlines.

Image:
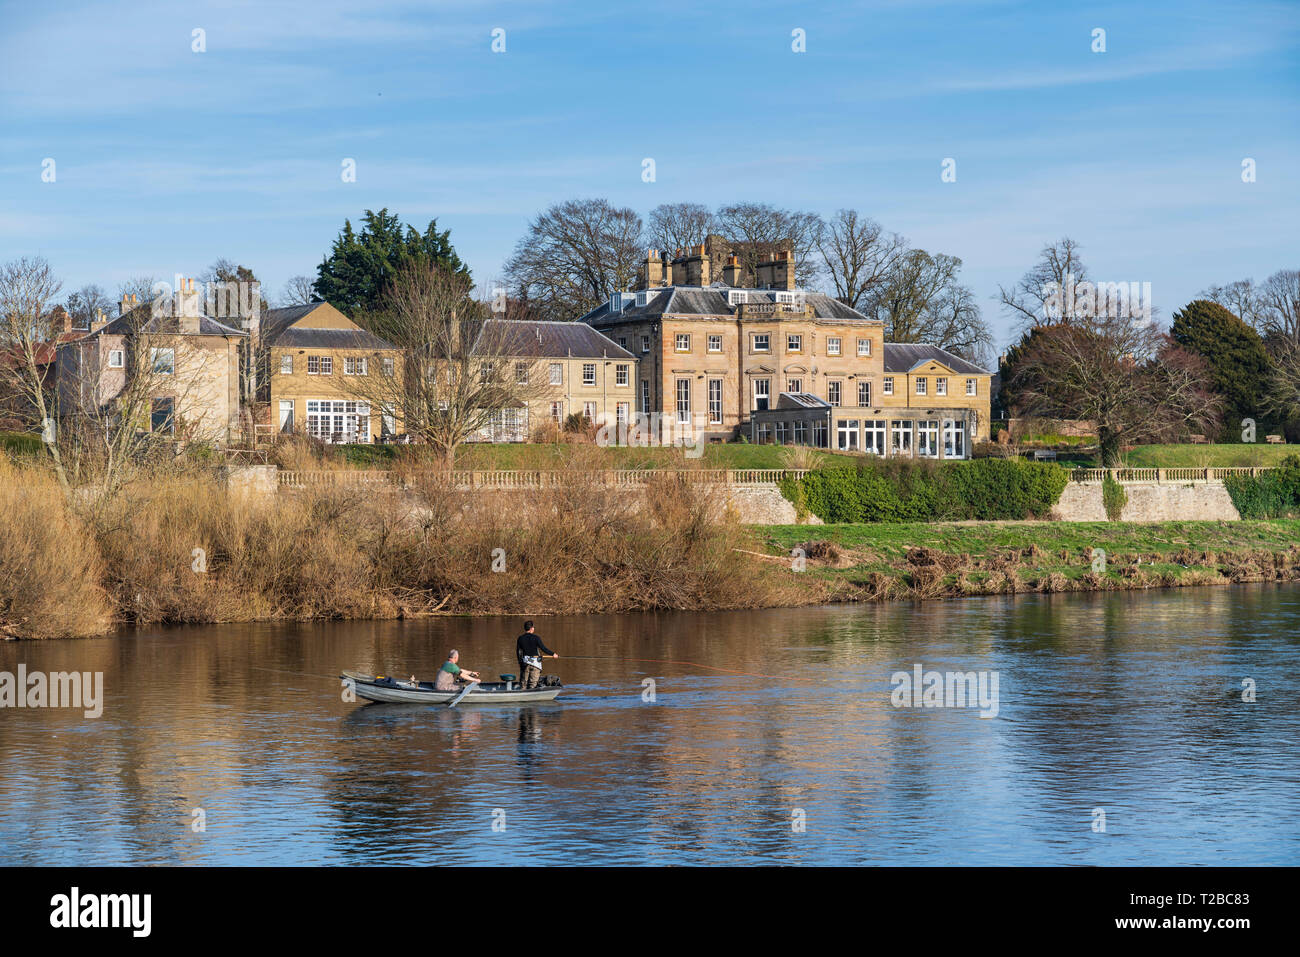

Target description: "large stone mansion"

left=580, top=245, right=993, bottom=458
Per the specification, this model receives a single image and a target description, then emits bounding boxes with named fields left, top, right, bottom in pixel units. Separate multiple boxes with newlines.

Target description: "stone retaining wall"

left=1053, top=481, right=1241, bottom=522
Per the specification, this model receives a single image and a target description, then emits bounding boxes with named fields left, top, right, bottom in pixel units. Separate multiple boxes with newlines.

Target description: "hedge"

left=780, top=458, right=1070, bottom=524
left=1223, top=454, right=1300, bottom=518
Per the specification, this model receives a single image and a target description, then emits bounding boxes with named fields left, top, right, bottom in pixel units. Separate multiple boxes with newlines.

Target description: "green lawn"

left=1037, top=443, right=1295, bottom=469
left=762, top=519, right=1300, bottom=562
left=0, top=430, right=43, bottom=457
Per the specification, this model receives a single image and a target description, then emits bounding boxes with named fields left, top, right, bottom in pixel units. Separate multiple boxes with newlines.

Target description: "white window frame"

left=108, top=349, right=124, bottom=369
left=753, top=377, right=770, bottom=412
left=966, top=378, right=977, bottom=396
left=787, top=378, right=802, bottom=394
left=857, top=380, right=871, bottom=406
left=891, top=420, right=913, bottom=455
left=549, top=363, right=563, bottom=386
left=916, top=377, right=927, bottom=396
left=827, top=337, right=841, bottom=356
left=707, top=334, right=722, bottom=353
left=752, top=333, right=770, bottom=353
left=582, top=363, right=596, bottom=387
left=864, top=419, right=886, bottom=456
left=883, top=376, right=894, bottom=396
left=857, top=338, right=871, bottom=357
left=787, top=333, right=801, bottom=352
left=151, top=347, right=174, bottom=375
left=344, top=356, right=367, bottom=376
left=675, top=379, right=691, bottom=424
left=280, top=354, right=292, bottom=375
left=827, top=380, right=842, bottom=407
left=936, top=377, right=947, bottom=396
left=641, top=335, right=651, bottom=353
left=675, top=333, right=691, bottom=352
left=837, top=419, right=860, bottom=451
left=615, top=364, right=629, bottom=387
left=708, top=378, right=723, bottom=425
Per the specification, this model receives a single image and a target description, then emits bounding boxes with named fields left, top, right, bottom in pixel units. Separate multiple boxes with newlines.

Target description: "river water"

left=1, top=585, right=1298, bottom=866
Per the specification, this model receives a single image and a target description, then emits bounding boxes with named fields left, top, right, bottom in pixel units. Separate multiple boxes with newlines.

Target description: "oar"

left=448, top=680, right=479, bottom=708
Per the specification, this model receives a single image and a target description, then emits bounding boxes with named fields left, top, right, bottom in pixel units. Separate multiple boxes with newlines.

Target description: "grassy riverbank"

left=761, top=520, right=1300, bottom=601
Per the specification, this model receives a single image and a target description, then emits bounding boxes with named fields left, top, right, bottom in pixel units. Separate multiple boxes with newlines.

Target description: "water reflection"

left=1, top=585, right=1298, bottom=864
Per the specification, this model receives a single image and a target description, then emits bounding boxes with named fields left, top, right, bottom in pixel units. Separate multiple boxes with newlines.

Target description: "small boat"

left=341, top=670, right=563, bottom=705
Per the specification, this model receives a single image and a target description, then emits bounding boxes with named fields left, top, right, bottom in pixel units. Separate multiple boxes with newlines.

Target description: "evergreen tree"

left=314, top=209, right=469, bottom=315
left=1171, top=299, right=1273, bottom=439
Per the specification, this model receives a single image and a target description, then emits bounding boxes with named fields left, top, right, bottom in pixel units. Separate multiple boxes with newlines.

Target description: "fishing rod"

left=555, top=655, right=782, bottom=681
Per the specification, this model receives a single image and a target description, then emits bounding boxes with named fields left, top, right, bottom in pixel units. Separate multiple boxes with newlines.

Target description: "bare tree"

left=352, top=262, right=548, bottom=466
left=64, top=283, right=112, bottom=330
left=0, top=257, right=71, bottom=489
left=918, top=280, right=994, bottom=365
left=714, top=202, right=824, bottom=289
left=1004, top=314, right=1220, bottom=466
left=281, top=275, right=317, bottom=306
left=1259, top=268, right=1300, bottom=345
left=118, top=275, right=161, bottom=306
left=1199, top=278, right=1264, bottom=331
left=863, top=249, right=992, bottom=360
left=997, top=237, right=1089, bottom=328
left=817, top=209, right=907, bottom=310
left=503, top=198, right=643, bottom=321
left=646, top=203, right=715, bottom=258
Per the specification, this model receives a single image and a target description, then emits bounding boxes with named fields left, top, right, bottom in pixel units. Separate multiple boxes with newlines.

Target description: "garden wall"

left=1053, top=482, right=1241, bottom=522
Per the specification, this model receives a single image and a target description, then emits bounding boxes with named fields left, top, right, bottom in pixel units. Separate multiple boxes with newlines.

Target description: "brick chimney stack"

left=642, top=248, right=664, bottom=289
left=676, top=244, right=710, bottom=286
left=118, top=292, right=138, bottom=317
left=722, top=254, right=742, bottom=287
left=92, top=309, right=108, bottom=332
left=176, top=277, right=202, bottom=333
left=755, top=249, right=796, bottom=290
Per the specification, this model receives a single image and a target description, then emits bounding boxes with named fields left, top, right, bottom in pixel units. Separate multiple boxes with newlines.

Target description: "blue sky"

left=2, top=0, right=1296, bottom=347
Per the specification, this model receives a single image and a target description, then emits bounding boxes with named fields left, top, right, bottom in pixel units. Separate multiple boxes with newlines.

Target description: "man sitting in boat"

left=435, top=650, right=480, bottom=692
left=515, top=621, right=558, bottom=690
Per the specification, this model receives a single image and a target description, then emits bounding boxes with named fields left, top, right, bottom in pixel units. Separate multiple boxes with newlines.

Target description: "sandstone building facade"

left=581, top=246, right=992, bottom=457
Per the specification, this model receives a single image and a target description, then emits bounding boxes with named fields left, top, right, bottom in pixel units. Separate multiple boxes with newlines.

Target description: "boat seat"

left=499, top=674, right=516, bottom=682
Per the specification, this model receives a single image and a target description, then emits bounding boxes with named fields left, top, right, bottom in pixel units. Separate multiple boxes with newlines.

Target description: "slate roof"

left=261, top=302, right=396, bottom=351
left=86, top=306, right=246, bottom=339
left=273, top=325, right=395, bottom=350
left=578, top=287, right=876, bottom=326
left=474, top=319, right=635, bottom=360
left=883, top=343, right=990, bottom=375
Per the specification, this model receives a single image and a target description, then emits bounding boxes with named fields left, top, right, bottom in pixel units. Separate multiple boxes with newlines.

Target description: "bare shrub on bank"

left=0, top=458, right=112, bottom=638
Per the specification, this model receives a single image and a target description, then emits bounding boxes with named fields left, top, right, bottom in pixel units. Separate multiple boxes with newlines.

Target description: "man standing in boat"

left=516, top=621, right=558, bottom=690
left=435, top=650, right=480, bottom=692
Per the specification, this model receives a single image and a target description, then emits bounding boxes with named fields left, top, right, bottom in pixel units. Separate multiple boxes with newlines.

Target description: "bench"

left=1190, top=434, right=1209, bottom=444
left=1266, top=434, right=1286, bottom=444
left=1031, top=449, right=1057, bottom=461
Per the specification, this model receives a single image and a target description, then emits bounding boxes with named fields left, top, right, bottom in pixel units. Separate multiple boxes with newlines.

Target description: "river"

left=2, top=585, right=1298, bottom=865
